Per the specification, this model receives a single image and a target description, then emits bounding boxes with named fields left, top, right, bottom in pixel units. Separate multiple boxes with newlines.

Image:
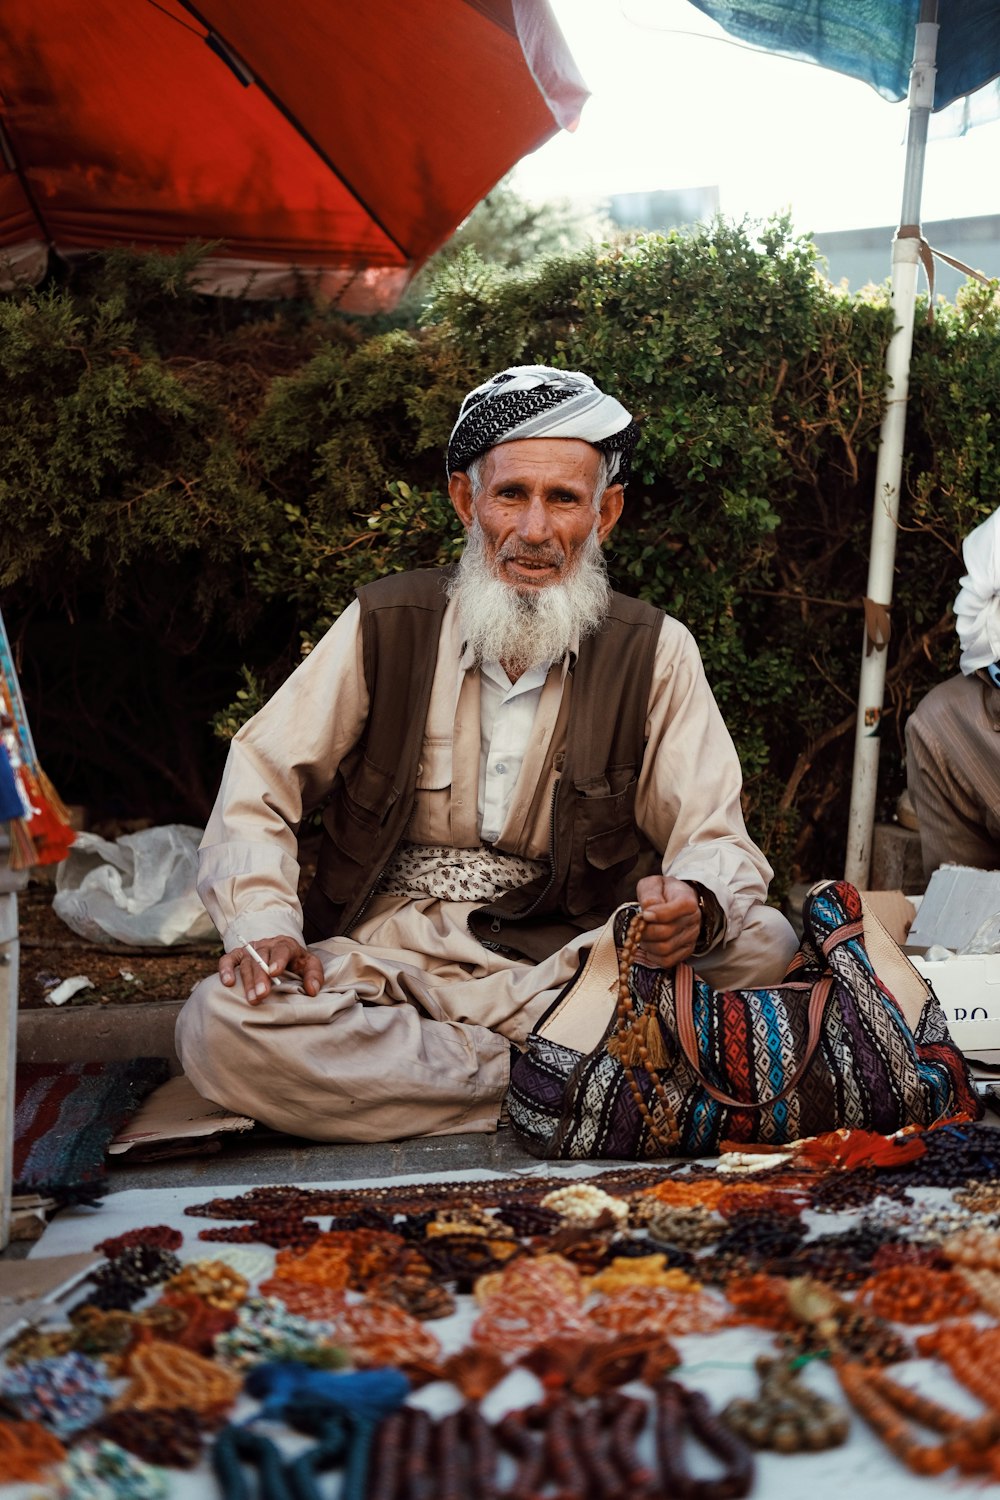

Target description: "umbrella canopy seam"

left=172, top=0, right=410, bottom=262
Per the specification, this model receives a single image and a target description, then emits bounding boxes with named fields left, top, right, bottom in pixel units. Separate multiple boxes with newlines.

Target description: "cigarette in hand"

left=236, top=935, right=273, bottom=975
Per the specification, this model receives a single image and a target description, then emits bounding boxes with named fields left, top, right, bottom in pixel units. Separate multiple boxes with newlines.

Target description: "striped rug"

left=14, top=1058, right=170, bottom=1204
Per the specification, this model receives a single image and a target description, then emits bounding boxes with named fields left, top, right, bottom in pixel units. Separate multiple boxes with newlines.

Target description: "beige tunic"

left=177, top=593, right=797, bottom=1141
left=906, top=671, right=1000, bottom=879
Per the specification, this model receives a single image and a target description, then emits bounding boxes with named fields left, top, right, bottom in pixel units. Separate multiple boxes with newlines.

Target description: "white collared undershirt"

left=477, top=659, right=550, bottom=842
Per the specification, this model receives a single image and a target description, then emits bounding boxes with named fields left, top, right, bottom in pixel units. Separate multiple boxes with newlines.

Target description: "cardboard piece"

left=108, top=1073, right=255, bottom=1157
left=906, top=864, right=1000, bottom=953
left=0, top=1251, right=101, bottom=1305
left=860, top=889, right=917, bottom=947
left=0, top=1252, right=102, bottom=1347
left=885, top=865, right=1000, bottom=1053
left=911, top=952, right=1000, bottom=1052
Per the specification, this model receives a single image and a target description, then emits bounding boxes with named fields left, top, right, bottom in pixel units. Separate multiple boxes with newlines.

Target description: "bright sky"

left=512, top=0, right=1000, bottom=235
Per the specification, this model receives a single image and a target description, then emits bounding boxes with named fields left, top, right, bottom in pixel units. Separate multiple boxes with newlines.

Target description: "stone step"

left=17, top=1000, right=183, bottom=1071
left=870, top=822, right=925, bottom=895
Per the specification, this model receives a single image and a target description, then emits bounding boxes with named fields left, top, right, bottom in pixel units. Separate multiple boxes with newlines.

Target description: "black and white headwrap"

left=447, top=365, right=639, bottom=486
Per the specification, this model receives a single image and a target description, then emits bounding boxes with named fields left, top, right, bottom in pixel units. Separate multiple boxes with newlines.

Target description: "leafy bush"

left=2, top=220, right=996, bottom=892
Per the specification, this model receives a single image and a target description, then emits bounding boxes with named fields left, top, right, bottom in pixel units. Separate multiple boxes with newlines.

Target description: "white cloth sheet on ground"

left=5, top=1168, right=1000, bottom=1499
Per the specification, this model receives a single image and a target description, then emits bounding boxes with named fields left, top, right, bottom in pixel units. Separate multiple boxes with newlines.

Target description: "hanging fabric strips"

left=0, top=606, right=75, bottom=868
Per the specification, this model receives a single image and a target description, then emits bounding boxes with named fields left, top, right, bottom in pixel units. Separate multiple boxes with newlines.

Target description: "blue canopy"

left=690, top=0, right=1000, bottom=111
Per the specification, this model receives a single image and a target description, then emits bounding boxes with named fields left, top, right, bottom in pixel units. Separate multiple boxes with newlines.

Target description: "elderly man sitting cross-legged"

left=176, top=365, right=798, bottom=1141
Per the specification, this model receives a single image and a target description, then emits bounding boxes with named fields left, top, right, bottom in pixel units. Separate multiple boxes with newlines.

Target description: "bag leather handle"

left=673, top=963, right=834, bottom=1110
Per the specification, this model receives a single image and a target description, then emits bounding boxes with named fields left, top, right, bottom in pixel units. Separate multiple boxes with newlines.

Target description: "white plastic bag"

left=53, top=824, right=218, bottom=947
left=963, top=911, right=1000, bottom=954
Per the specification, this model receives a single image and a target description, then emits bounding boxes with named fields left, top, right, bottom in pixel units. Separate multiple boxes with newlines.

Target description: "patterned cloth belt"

left=377, top=841, right=547, bottom=903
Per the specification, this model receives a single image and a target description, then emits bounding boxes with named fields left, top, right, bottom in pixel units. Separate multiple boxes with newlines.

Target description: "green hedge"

left=2, top=222, right=997, bottom=889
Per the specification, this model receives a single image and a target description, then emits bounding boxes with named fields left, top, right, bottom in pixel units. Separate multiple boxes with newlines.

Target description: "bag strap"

left=673, top=963, right=834, bottom=1110
left=536, top=904, right=623, bottom=1051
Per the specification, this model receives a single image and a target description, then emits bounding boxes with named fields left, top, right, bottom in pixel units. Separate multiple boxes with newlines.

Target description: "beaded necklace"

left=722, top=1354, right=849, bottom=1452
left=0, top=1417, right=66, bottom=1481
left=836, top=1359, right=1000, bottom=1478
left=184, top=1164, right=682, bottom=1222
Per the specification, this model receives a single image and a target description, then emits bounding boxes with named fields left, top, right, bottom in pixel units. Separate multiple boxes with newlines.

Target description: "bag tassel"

left=606, top=1009, right=669, bottom=1070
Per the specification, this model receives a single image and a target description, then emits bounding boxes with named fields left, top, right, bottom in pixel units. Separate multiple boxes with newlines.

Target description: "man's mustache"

left=495, top=540, right=565, bottom=570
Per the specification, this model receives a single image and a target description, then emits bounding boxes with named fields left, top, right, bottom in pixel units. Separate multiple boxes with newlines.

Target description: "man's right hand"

left=219, top=938, right=324, bottom=1005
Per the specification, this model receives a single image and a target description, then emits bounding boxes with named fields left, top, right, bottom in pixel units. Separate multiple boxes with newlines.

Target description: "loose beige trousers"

left=905, top=672, right=1000, bottom=881
left=176, top=899, right=798, bottom=1143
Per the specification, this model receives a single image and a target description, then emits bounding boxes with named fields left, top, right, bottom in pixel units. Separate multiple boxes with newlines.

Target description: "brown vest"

left=302, top=569, right=664, bottom=961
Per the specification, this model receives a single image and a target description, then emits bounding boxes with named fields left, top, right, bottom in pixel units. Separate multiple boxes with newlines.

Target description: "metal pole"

left=843, top=1, right=939, bottom=887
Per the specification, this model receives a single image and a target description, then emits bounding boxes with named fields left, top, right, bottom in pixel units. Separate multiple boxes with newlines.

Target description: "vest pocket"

left=316, top=755, right=399, bottom=900
left=564, top=774, right=641, bottom=915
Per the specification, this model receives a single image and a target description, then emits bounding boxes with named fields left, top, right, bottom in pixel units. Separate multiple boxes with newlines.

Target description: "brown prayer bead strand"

left=424, top=1205, right=513, bottom=1239
left=603, top=1391, right=654, bottom=1492
left=613, top=912, right=681, bottom=1152
left=724, top=1272, right=798, bottom=1331
left=570, top=1332, right=680, bottom=1398
left=681, top=1383, right=756, bottom=1498
left=439, top=1347, right=508, bottom=1402
left=366, top=1408, right=409, bottom=1500
left=575, top=1405, right=627, bottom=1500
left=546, top=1230, right=615, bottom=1276
left=654, top=1380, right=754, bottom=1500
left=418, top=1231, right=521, bottom=1292
left=539, top=1396, right=590, bottom=1499
left=402, top=1405, right=436, bottom=1500
left=433, top=1409, right=466, bottom=1500
left=835, top=1360, right=952, bottom=1477
left=183, top=1167, right=676, bottom=1222
left=95, top=1225, right=183, bottom=1258
left=87, top=1405, right=208, bottom=1469
left=856, top=1264, right=980, bottom=1324
left=461, top=1402, right=500, bottom=1500
left=156, top=1292, right=238, bottom=1356
left=197, top=1216, right=320, bottom=1251
left=495, top=1408, right=546, bottom=1500
left=370, top=1275, right=456, bottom=1321
left=864, top=1365, right=1000, bottom=1458
left=916, top=1323, right=1000, bottom=1416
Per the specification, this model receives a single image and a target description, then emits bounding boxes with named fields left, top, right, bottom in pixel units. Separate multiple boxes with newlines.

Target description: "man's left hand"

left=635, top=875, right=703, bottom=967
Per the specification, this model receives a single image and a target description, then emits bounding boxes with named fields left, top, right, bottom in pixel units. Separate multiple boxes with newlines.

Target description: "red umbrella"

left=0, top=0, right=587, bottom=310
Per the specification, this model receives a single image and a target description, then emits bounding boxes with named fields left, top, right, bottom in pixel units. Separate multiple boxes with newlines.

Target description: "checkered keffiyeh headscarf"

left=955, top=507, right=1000, bottom=674
left=447, top=365, right=639, bottom=486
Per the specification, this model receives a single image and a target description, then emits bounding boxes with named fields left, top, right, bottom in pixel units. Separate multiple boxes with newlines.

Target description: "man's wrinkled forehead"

left=447, top=364, right=638, bottom=486
left=474, top=437, right=606, bottom=496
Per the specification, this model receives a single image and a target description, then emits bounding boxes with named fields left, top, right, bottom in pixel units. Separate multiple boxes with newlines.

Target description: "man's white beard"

left=446, top=519, right=613, bottom=675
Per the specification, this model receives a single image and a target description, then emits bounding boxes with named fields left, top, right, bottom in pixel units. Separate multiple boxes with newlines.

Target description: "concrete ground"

left=6, top=1117, right=538, bottom=1262
left=104, top=1120, right=536, bottom=1196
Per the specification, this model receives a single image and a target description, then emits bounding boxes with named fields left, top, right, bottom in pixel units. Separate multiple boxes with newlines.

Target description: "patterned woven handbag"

left=507, top=880, right=982, bottom=1159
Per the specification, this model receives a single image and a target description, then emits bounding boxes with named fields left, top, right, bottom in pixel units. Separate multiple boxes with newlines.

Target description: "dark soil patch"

left=16, top=836, right=319, bottom=1010
left=16, top=881, right=218, bottom=1010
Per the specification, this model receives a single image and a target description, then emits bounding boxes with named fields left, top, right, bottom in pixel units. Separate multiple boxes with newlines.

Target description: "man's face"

left=448, top=437, right=624, bottom=593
